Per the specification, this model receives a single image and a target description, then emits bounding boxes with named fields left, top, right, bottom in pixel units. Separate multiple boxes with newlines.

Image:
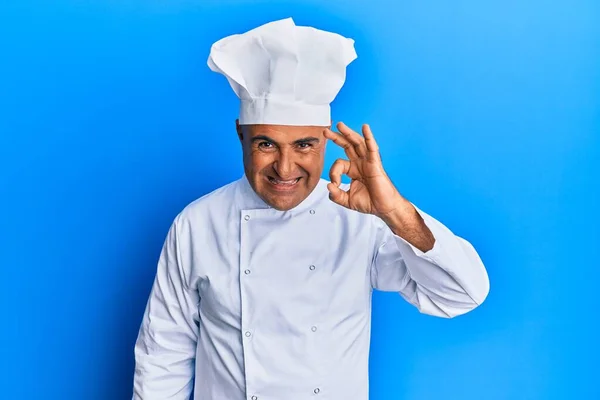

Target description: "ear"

left=235, top=119, right=243, bottom=141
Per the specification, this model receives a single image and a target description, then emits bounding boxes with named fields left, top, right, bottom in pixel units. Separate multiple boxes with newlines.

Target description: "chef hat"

left=207, top=17, right=357, bottom=126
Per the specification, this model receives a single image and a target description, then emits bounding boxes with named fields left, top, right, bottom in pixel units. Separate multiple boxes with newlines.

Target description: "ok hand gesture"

left=324, top=122, right=406, bottom=220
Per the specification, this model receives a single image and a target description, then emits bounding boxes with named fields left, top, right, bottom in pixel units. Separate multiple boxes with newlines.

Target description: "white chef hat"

left=207, top=17, right=357, bottom=126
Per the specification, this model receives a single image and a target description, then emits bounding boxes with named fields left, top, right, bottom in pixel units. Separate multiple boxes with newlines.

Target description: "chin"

left=265, top=196, right=302, bottom=211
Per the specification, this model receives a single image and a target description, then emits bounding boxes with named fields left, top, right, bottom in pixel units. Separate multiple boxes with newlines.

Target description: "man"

left=133, top=17, right=489, bottom=400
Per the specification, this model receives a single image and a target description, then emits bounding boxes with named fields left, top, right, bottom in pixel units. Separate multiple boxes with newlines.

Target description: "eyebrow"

left=250, top=135, right=320, bottom=145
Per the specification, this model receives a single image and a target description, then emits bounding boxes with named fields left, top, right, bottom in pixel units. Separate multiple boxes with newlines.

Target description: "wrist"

left=377, top=199, right=417, bottom=231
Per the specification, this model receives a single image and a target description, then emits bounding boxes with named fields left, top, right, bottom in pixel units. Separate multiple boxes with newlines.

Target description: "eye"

left=258, top=141, right=274, bottom=148
left=297, top=142, right=313, bottom=149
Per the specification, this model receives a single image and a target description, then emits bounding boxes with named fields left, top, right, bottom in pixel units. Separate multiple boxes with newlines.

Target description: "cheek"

left=247, top=151, right=273, bottom=171
left=300, top=151, right=324, bottom=171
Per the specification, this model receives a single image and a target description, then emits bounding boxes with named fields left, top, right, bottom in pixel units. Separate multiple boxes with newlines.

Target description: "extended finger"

left=324, top=128, right=358, bottom=160
left=362, top=124, right=381, bottom=163
left=337, top=122, right=367, bottom=158
left=329, top=158, right=351, bottom=186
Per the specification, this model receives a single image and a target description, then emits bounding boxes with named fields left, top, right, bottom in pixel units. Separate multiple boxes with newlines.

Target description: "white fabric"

left=133, top=175, right=490, bottom=400
left=207, top=18, right=357, bottom=126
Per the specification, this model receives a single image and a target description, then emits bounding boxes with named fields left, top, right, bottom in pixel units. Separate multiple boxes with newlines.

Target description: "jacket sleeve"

left=370, top=203, right=490, bottom=318
left=133, top=215, right=200, bottom=399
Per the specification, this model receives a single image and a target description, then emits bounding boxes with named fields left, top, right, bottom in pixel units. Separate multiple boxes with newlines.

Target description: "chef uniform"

left=133, top=17, right=490, bottom=400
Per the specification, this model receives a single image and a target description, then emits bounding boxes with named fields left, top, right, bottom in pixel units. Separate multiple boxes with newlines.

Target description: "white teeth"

left=270, top=178, right=299, bottom=185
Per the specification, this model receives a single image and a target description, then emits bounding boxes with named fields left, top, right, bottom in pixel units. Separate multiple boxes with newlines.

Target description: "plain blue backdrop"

left=1, top=1, right=598, bottom=399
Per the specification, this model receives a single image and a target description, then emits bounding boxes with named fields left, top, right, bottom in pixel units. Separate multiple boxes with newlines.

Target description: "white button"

left=314, top=388, right=320, bottom=394
left=244, top=215, right=250, bottom=221
left=244, top=269, right=251, bottom=274
left=309, top=209, right=315, bottom=214
left=311, top=326, right=317, bottom=332
left=309, top=265, right=315, bottom=271
left=245, top=331, right=252, bottom=337
left=251, top=396, right=258, bottom=400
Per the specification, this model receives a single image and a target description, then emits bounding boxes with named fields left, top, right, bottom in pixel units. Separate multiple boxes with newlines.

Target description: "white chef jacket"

left=133, top=174, right=489, bottom=400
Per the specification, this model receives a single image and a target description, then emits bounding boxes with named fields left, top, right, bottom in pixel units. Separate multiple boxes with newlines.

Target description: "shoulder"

left=172, top=178, right=240, bottom=230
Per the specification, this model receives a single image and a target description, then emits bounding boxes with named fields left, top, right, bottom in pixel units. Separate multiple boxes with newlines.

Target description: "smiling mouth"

left=267, top=176, right=301, bottom=188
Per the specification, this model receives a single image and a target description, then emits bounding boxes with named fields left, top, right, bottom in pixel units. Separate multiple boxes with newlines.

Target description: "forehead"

left=244, top=124, right=326, bottom=139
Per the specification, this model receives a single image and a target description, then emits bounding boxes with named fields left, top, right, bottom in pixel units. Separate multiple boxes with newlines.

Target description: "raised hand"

left=324, top=122, right=406, bottom=220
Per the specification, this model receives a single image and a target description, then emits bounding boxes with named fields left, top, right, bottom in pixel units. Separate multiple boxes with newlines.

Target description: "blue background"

left=1, top=1, right=598, bottom=399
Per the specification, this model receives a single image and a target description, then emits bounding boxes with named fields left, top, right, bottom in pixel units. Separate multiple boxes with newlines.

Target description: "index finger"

left=337, top=122, right=367, bottom=159
left=323, top=128, right=358, bottom=160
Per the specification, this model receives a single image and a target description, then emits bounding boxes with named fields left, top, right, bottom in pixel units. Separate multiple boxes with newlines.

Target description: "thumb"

left=327, top=182, right=350, bottom=208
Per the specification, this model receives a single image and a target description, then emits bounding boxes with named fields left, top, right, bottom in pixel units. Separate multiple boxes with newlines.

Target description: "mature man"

left=133, top=18, right=489, bottom=400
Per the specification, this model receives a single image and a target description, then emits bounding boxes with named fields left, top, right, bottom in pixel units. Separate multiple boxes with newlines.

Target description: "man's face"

left=236, top=120, right=328, bottom=211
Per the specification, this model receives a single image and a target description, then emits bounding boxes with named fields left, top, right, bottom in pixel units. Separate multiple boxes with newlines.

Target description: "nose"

left=273, top=149, right=296, bottom=179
